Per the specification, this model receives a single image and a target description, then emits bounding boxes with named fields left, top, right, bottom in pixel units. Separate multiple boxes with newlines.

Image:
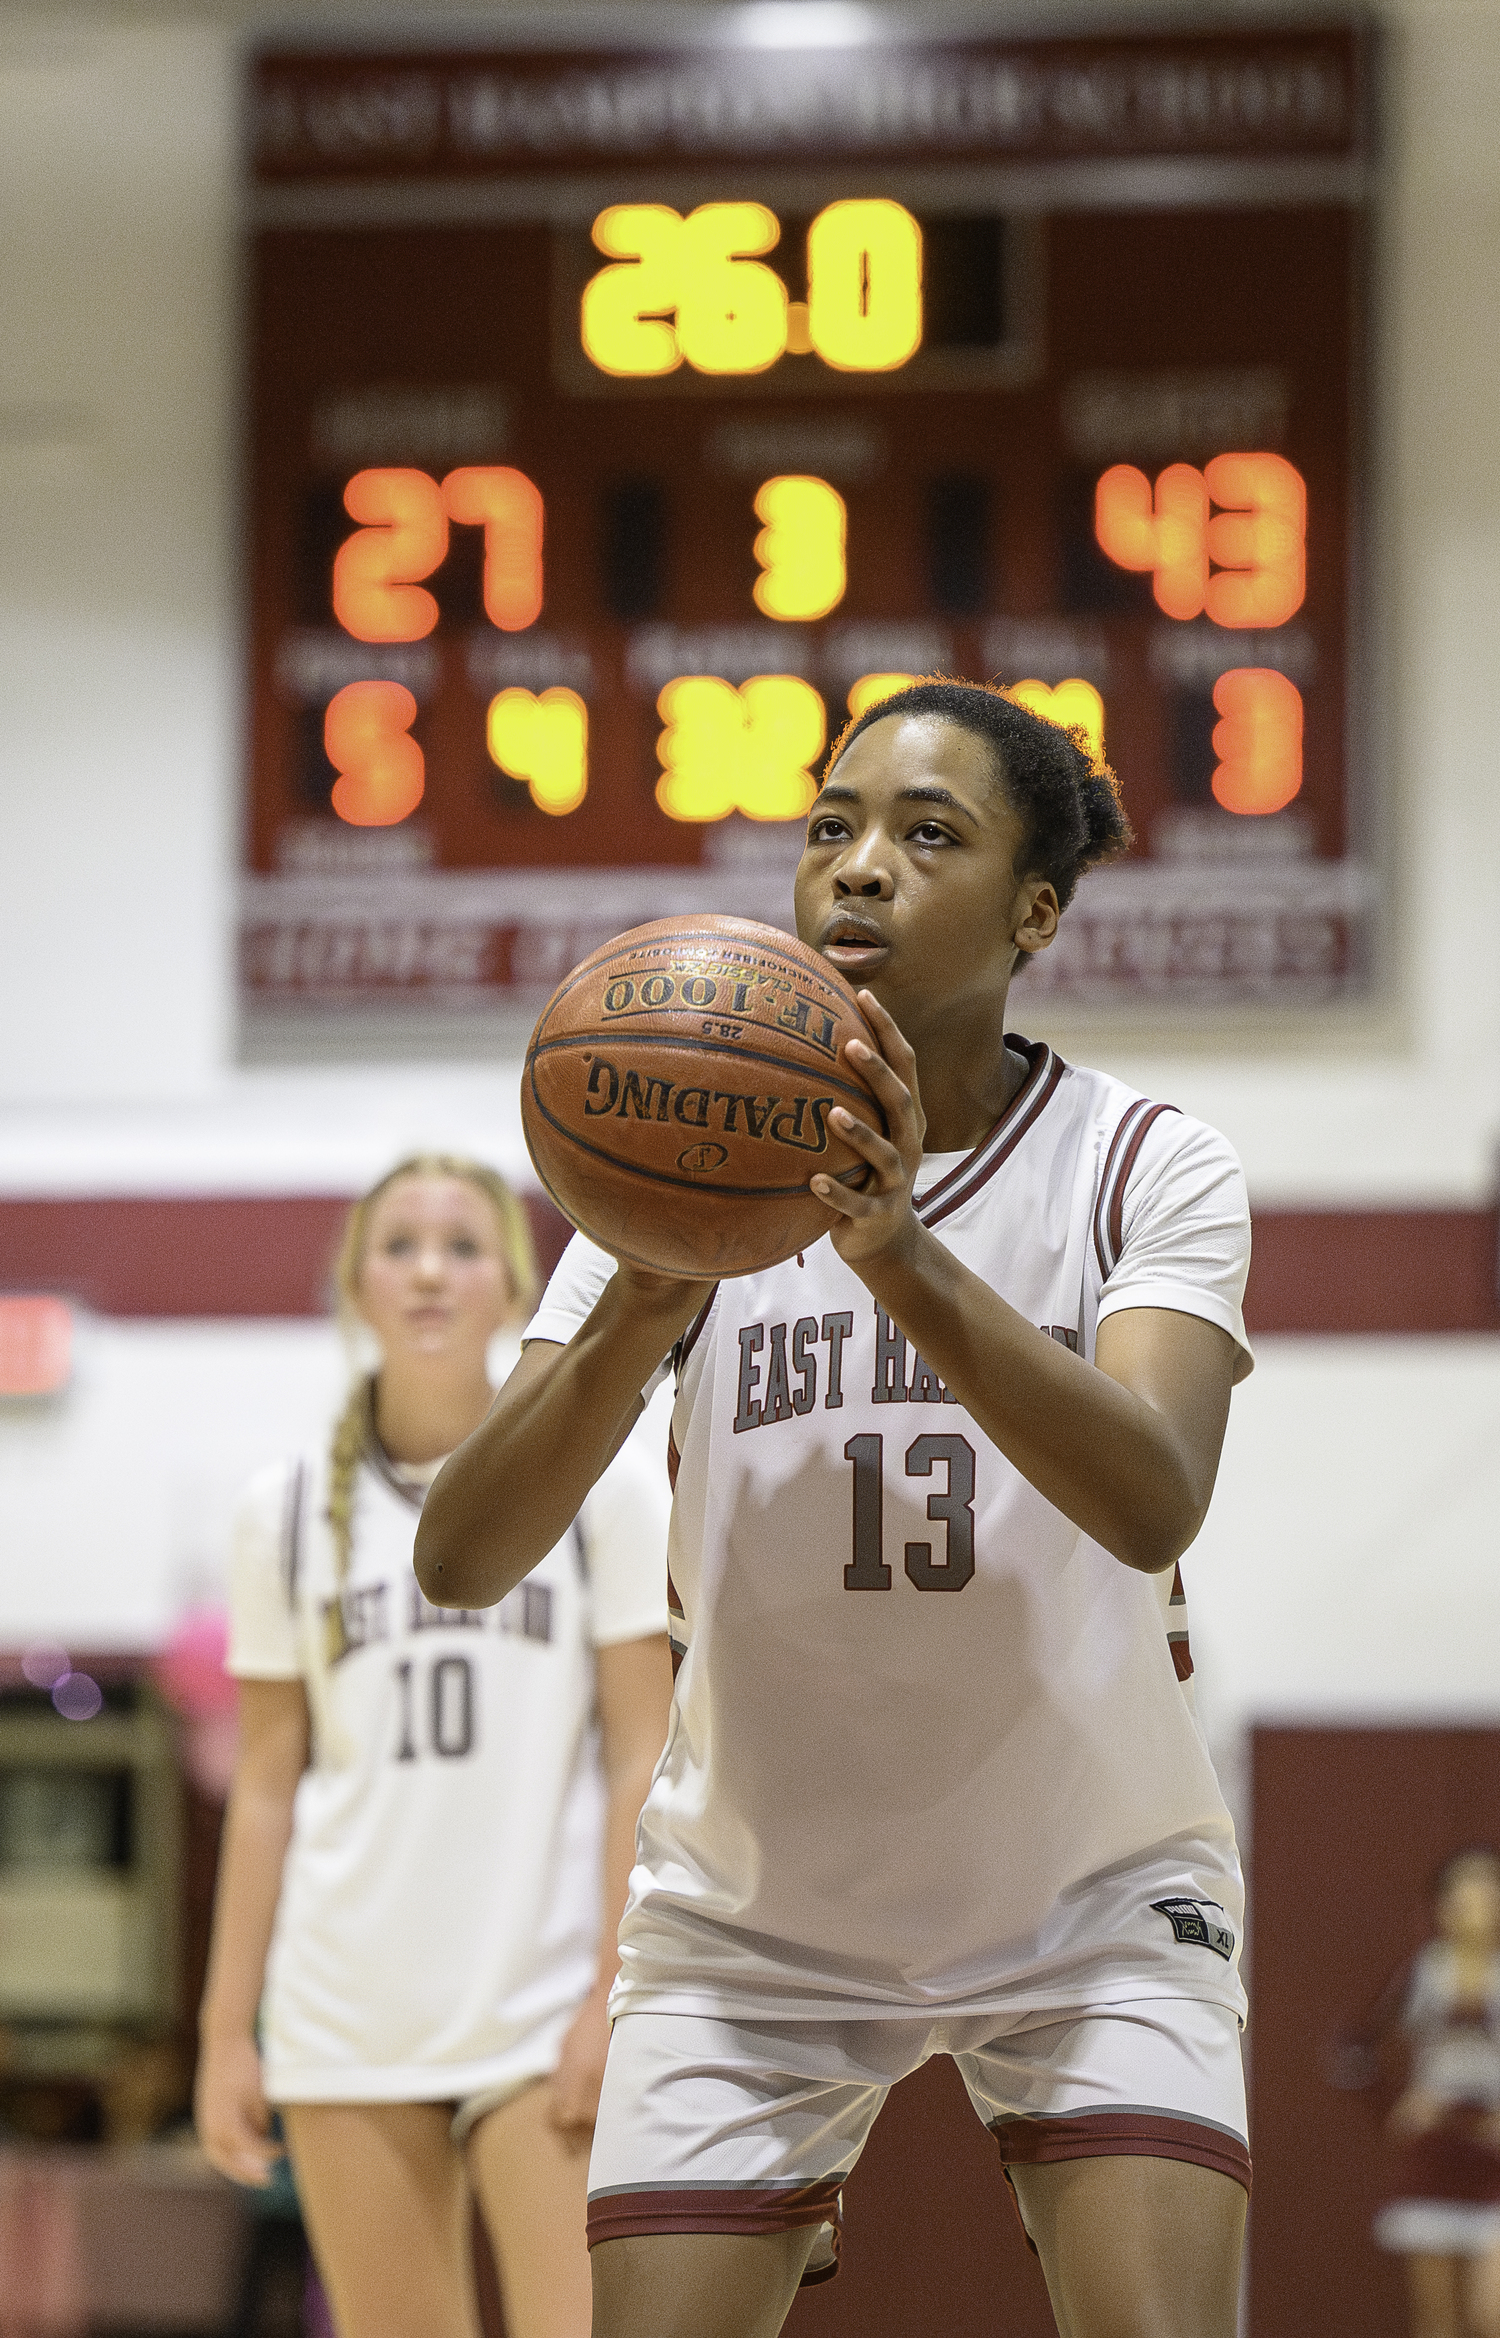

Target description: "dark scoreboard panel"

left=243, top=25, right=1373, bottom=1021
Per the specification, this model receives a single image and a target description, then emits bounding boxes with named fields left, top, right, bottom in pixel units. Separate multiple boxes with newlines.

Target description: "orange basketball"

left=522, top=915, right=884, bottom=1277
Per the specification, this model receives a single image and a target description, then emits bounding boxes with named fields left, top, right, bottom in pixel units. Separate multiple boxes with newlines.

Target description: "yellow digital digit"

left=332, top=469, right=448, bottom=643
left=325, top=681, right=425, bottom=827
left=655, top=674, right=825, bottom=823
left=580, top=205, right=685, bottom=377
left=677, top=202, right=787, bottom=376
left=752, top=476, right=847, bottom=622
left=486, top=687, right=588, bottom=817
left=1204, top=454, right=1307, bottom=627
left=1004, top=679, right=1106, bottom=766
left=847, top=673, right=917, bottom=720
left=443, top=467, right=544, bottom=632
left=807, top=199, right=923, bottom=373
left=1210, top=669, right=1303, bottom=814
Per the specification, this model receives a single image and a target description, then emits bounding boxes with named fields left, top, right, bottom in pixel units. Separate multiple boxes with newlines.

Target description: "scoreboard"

left=243, top=24, right=1373, bottom=1023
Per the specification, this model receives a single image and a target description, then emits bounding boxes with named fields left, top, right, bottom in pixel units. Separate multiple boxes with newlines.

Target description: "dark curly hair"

left=824, top=677, right=1132, bottom=912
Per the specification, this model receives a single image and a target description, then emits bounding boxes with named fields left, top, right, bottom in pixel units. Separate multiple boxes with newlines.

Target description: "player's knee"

left=589, top=2228, right=816, bottom=2338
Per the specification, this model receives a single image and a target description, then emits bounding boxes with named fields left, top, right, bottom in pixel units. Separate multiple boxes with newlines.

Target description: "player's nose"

left=832, top=849, right=893, bottom=899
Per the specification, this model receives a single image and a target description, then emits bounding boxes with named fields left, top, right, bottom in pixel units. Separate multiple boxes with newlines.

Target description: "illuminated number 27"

left=332, top=466, right=543, bottom=644
left=842, top=1433, right=977, bottom=1592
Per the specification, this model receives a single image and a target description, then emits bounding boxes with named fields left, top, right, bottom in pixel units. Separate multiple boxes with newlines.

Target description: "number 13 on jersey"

left=843, top=1433, right=977, bottom=1591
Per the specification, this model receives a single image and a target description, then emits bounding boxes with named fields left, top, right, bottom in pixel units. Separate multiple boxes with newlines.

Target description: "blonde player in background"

left=418, top=681, right=1256, bottom=2338
left=196, top=1156, right=673, bottom=2338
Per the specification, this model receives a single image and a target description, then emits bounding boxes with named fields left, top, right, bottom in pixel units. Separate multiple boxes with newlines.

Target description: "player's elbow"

left=1111, top=1467, right=1208, bottom=1575
left=412, top=1489, right=490, bottom=1608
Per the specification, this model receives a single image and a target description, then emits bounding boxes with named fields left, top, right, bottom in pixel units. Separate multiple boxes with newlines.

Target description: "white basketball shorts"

left=586, top=1998, right=1250, bottom=2283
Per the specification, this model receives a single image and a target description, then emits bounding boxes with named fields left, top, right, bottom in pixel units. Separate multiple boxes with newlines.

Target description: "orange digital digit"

left=1093, top=464, right=1209, bottom=620
left=1204, top=453, right=1307, bottom=626
left=442, top=467, right=544, bottom=632
left=325, top=680, right=425, bottom=826
left=1095, top=455, right=1308, bottom=629
left=1209, top=668, right=1303, bottom=815
left=332, top=469, right=448, bottom=642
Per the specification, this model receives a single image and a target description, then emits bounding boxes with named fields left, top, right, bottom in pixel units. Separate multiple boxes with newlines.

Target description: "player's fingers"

left=828, top=1112, right=906, bottom=1188
left=811, top=1173, right=886, bottom=1221
left=853, top=993, right=922, bottom=1113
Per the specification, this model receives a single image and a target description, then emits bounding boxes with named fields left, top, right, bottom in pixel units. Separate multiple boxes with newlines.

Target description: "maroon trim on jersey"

left=676, top=1287, right=719, bottom=1379
left=1170, top=1563, right=1186, bottom=1605
left=361, top=1403, right=428, bottom=1512
left=992, top=2110, right=1251, bottom=2195
left=1169, top=1633, right=1195, bottom=1682
left=915, top=1039, right=1065, bottom=1232
left=1093, top=1100, right=1180, bottom=1277
left=666, top=1428, right=681, bottom=1495
left=587, top=2180, right=844, bottom=2283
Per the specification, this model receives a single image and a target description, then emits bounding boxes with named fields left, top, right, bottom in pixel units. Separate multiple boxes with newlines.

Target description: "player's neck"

left=906, top=990, right=1030, bottom=1155
left=372, top=1364, right=494, bottom=1468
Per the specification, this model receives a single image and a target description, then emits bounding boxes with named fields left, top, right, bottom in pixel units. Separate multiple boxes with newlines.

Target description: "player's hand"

left=547, top=1989, right=611, bottom=2148
left=812, top=990, right=926, bottom=1268
left=194, top=2033, right=284, bottom=2186
left=1387, top=2086, right=1441, bottom=2139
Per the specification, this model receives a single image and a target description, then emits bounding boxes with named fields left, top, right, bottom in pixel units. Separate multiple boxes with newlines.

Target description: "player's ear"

left=1012, top=878, right=1060, bottom=958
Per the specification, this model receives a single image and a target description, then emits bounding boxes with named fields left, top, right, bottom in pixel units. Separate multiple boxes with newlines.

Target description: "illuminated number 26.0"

left=582, top=200, right=923, bottom=379
left=332, top=467, right=544, bottom=643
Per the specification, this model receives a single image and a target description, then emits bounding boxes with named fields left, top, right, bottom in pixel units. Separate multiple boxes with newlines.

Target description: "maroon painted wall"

left=1249, top=1727, right=1500, bottom=2338
left=2, top=1196, right=1498, bottom=1330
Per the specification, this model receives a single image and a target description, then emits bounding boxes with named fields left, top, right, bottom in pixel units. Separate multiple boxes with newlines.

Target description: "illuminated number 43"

left=842, top=1433, right=976, bottom=1591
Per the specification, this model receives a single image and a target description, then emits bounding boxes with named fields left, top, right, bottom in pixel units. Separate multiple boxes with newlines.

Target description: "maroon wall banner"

left=243, top=25, right=1373, bottom=1024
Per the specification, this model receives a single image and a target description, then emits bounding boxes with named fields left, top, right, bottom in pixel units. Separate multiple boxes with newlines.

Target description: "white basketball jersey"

left=227, top=1394, right=670, bottom=2101
left=529, top=1038, right=1254, bottom=2026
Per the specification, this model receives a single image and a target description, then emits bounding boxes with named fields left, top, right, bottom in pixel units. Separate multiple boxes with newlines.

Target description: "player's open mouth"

left=820, top=918, right=890, bottom=972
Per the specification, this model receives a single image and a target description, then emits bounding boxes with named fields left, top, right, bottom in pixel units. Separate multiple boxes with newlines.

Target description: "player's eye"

left=382, top=1234, right=416, bottom=1257
left=807, top=815, right=849, bottom=844
left=449, top=1236, right=480, bottom=1258
left=909, top=820, right=951, bottom=845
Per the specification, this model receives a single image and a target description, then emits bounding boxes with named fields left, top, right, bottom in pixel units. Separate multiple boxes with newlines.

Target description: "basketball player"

left=196, top=1157, right=673, bottom=2338
left=416, top=683, right=1255, bottom=2338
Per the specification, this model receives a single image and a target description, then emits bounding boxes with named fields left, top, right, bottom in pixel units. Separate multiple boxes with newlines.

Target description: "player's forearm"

left=593, top=1756, right=658, bottom=2000
left=863, top=1225, right=1207, bottom=1573
left=415, top=1273, right=704, bottom=1608
left=199, top=1781, right=295, bottom=2043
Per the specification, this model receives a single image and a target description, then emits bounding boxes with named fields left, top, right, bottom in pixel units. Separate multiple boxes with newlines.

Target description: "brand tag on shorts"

left=1151, top=1898, right=1236, bottom=1960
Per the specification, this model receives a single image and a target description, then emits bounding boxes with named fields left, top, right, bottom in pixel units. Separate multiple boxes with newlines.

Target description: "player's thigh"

left=586, top=2010, right=896, bottom=2337
left=1468, top=2241, right=1500, bottom=2338
left=1403, top=2252, right=1462, bottom=2338
left=464, top=2079, right=592, bottom=2338
left=282, top=2100, right=475, bottom=2338
left=591, top=2229, right=819, bottom=2338
left=1010, top=2150, right=1244, bottom=2338
left=958, top=1994, right=1249, bottom=2338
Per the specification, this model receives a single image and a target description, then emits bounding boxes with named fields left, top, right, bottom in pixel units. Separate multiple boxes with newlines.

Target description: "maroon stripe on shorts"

left=993, top=2111, right=1251, bottom=2195
left=588, top=2178, right=845, bottom=2255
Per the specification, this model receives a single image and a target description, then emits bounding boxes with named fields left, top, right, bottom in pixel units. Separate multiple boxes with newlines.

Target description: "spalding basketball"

left=522, top=915, right=884, bottom=1277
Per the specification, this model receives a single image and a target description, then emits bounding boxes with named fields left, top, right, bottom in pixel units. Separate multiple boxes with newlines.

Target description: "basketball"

left=521, top=915, right=885, bottom=1277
